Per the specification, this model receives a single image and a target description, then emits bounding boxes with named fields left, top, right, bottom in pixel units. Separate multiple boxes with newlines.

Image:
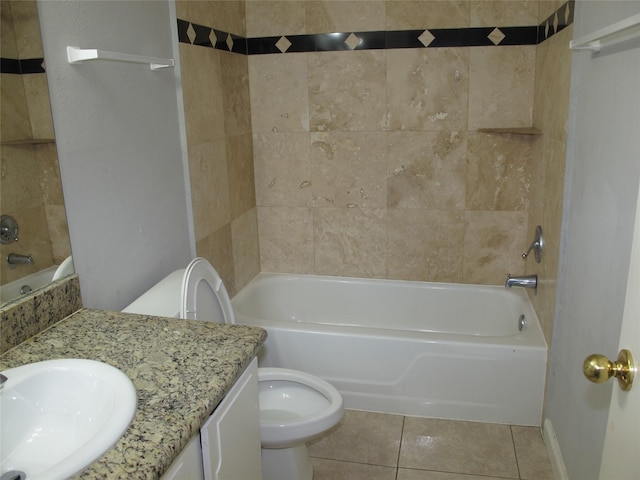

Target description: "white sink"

left=0, top=359, right=137, bottom=480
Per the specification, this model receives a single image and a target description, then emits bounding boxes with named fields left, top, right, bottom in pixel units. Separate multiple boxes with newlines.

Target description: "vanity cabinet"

left=201, top=357, right=262, bottom=480
left=160, top=434, right=204, bottom=480
left=161, top=358, right=262, bottom=480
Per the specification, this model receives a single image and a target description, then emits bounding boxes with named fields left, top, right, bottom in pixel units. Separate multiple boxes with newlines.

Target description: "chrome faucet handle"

left=522, top=225, right=544, bottom=263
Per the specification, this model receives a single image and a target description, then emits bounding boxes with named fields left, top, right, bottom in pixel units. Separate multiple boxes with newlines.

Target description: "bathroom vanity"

left=0, top=308, right=267, bottom=479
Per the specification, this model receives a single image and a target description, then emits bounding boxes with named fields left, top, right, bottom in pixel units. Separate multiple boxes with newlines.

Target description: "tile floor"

left=307, top=410, right=554, bottom=480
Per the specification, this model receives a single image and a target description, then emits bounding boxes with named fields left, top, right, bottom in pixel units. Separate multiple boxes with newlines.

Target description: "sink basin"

left=1, top=359, right=137, bottom=480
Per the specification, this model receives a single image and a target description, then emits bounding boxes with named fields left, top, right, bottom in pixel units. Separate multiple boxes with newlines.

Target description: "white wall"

left=37, top=0, right=194, bottom=310
left=547, top=1, right=640, bottom=478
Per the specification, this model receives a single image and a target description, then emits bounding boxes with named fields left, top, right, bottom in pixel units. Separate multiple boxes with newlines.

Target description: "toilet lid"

left=180, top=257, right=235, bottom=324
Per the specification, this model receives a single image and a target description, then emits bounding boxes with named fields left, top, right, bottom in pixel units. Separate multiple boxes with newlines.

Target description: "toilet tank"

left=122, top=269, right=185, bottom=318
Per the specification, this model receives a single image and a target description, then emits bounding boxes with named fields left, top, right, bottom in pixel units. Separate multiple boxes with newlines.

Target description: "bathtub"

left=231, top=273, right=547, bottom=426
left=0, top=257, right=74, bottom=303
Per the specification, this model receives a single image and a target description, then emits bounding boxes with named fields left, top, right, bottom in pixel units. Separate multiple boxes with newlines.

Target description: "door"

left=599, top=183, right=640, bottom=480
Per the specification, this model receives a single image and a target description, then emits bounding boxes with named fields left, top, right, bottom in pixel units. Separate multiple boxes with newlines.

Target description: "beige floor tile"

left=512, top=426, right=555, bottom=480
left=311, top=458, right=397, bottom=480
left=308, top=410, right=404, bottom=467
left=398, top=469, right=503, bottom=479
left=399, top=417, right=519, bottom=478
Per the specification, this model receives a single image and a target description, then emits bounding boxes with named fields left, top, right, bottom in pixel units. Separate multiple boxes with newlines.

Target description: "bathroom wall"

left=0, top=0, right=71, bottom=285
left=526, top=1, right=573, bottom=345
left=175, top=0, right=260, bottom=297
left=37, top=0, right=193, bottom=310
left=546, top=1, right=640, bottom=477
left=246, top=0, right=539, bottom=284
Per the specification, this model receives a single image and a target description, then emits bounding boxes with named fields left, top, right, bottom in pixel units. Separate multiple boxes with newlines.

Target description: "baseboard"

left=543, top=418, right=570, bottom=480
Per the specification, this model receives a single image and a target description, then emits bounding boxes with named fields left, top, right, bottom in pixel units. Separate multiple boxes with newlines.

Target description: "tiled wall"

left=246, top=1, right=543, bottom=283
left=176, top=1, right=573, bottom=289
left=527, top=1, right=573, bottom=345
left=176, top=0, right=260, bottom=297
left=0, top=0, right=71, bottom=285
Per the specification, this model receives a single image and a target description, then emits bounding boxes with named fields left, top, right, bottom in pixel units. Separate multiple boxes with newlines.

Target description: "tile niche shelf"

left=1, top=138, right=56, bottom=145
left=476, top=127, right=542, bottom=135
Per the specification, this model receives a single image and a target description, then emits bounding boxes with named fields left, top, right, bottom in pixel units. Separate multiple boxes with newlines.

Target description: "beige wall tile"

left=258, top=206, right=315, bottom=273
left=22, top=73, right=54, bottom=140
left=533, top=26, right=572, bottom=143
left=529, top=25, right=573, bottom=346
left=196, top=223, right=236, bottom=297
left=305, top=1, right=385, bottom=34
left=175, top=0, right=216, bottom=26
left=463, top=210, right=528, bottom=284
left=386, top=1, right=470, bottom=30
left=179, top=44, right=226, bottom=144
left=211, top=1, right=247, bottom=36
left=387, top=48, right=468, bottom=131
left=227, top=133, right=256, bottom=219
left=220, top=51, right=252, bottom=136
left=36, top=143, right=64, bottom=207
left=253, top=132, right=313, bottom=207
left=538, top=0, right=566, bottom=23
left=231, top=208, right=260, bottom=294
left=0, top=205, right=54, bottom=283
left=177, top=1, right=246, bottom=36
left=9, top=0, right=43, bottom=58
left=387, top=130, right=466, bottom=209
left=468, top=46, right=535, bottom=130
left=466, top=132, right=532, bottom=211
left=1, top=1, right=18, bottom=58
left=311, top=132, right=387, bottom=208
left=1, top=73, right=31, bottom=141
left=246, top=0, right=306, bottom=37
left=309, top=50, right=387, bottom=132
left=249, top=53, right=309, bottom=133
left=45, top=204, right=72, bottom=264
left=187, top=141, right=231, bottom=242
left=388, top=209, right=465, bottom=282
left=527, top=136, right=545, bottom=235
left=314, top=207, right=387, bottom=278
left=470, top=0, right=538, bottom=27
left=1, top=144, right=41, bottom=211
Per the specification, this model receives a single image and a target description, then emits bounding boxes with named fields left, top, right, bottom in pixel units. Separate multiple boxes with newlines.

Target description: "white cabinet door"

left=201, top=358, right=262, bottom=480
left=160, top=434, right=204, bottom=480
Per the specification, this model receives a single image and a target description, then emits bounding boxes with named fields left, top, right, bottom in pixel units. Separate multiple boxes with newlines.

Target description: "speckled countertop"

left=0, top=308, right=267, bottom=479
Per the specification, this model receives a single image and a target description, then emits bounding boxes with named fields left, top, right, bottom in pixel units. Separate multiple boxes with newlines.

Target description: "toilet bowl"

left=123, top=258, right=344, bottom=480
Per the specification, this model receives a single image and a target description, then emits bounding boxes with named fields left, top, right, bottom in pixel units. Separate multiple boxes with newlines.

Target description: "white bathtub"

left=0, top=257, right=74, bottom=303
left=231, top=273, right=547, bottom=426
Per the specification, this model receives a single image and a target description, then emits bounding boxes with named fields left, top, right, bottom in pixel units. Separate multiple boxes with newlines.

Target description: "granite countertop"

left=0, top=308, right=267, bottom=479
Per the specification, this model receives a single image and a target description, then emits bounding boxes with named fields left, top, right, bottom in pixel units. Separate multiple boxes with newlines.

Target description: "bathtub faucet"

left=505, top=273, right=537, bottom=290
left=7, top=253, right=34, bottom=269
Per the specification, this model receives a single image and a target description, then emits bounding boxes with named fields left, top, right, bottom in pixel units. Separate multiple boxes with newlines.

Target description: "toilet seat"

left=258, top=368, right=344, bottom=448
left=181, top=257, right=235, bottom=324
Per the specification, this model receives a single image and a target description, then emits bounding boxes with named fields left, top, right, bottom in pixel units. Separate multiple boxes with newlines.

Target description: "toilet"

left=123, top=258, right=344, bottom=480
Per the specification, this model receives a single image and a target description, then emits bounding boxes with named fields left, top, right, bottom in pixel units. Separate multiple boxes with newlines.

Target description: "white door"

left=599, top=181, right=640, bottom=480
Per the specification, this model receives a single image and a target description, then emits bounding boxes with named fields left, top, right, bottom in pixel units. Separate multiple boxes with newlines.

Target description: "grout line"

left=510, top=425, right=522, bottom=480
left=395, top=415, right=406, bottom=480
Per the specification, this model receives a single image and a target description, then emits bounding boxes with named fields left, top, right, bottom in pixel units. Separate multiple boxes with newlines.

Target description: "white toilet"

left=123, top=258, right=344, bottom=480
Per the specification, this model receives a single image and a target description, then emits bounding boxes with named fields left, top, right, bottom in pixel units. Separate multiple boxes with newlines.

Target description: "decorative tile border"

left=179, top=0, right=573, bottom=55
left=0, top=57, right=45, bottom=74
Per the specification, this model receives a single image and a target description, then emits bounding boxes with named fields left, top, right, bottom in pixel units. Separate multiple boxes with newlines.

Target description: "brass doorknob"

left=583, top=349, right=635, bottom=391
